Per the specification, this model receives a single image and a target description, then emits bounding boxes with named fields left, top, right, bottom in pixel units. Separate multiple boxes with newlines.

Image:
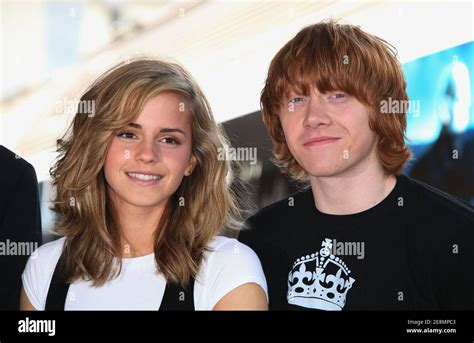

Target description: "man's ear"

left=184, top=155, right=197, bottom=176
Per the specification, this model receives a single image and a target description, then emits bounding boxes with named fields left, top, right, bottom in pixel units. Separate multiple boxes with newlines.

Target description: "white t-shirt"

left=22, top=236, right=268, bottom=310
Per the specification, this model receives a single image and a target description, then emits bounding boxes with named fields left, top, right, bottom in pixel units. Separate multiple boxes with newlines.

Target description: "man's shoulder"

left=240, top=188, right=312, bottom=243
left=0, top=145, right=38, bottom=194
left=250, top=188, right=312, bottom=222
left=401, top=175, right=473, bottom=230
left=0, top=145, right=35, bottom=175
left=403, top=175, right=472, bottom=217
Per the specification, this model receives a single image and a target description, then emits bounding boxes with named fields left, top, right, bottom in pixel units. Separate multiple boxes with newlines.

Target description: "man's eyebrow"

left=126, top=123, right=186, bottom=136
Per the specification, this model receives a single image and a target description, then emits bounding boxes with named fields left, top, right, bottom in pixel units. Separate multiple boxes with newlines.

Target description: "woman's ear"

left=184, top=155, right=197, bottom=176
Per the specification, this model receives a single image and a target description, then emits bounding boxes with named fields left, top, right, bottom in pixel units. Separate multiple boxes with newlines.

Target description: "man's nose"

left=303, top=94, right=332, bottom=128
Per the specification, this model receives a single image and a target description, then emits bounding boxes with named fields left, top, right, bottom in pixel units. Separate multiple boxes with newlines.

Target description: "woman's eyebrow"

left=128, top=122, right=142, bottom=129
left=160, top=127, right=186, bottom=136
left=126, top=123, right=186, bottom=136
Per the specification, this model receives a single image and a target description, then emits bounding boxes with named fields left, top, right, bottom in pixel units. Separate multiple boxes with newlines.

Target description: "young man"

left=239, top=21, right=474, bottom=310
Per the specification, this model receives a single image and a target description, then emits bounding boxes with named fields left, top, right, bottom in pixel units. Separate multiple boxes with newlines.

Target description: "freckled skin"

left=280, top=89, right=378, bottom=178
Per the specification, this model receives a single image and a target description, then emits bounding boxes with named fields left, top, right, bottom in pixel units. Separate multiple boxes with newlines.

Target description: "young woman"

left=20, top=59, right=268, bottom=310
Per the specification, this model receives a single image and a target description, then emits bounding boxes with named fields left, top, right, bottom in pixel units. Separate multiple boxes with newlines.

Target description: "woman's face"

left=104, top=91, right=195, bottom=212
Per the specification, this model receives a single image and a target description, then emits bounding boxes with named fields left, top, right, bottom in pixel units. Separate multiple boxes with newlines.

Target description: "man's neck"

left=310, top=165, right=397, bottom=215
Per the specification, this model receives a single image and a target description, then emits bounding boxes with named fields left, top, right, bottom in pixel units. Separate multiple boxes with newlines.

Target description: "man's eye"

left=289, top=97, right=306, bottom=103
left=330, top=93, right=346, bottom=99
left=117, top=131, right=137, bottom=139
left=160, top=137, right=180, bottom=145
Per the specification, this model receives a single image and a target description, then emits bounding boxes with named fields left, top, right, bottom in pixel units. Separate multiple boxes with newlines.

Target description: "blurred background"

left=1, top=0, right=473, bottom=243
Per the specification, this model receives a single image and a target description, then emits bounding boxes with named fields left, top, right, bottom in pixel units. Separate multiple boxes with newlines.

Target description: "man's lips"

left=303, top=136, right=341, bottom=147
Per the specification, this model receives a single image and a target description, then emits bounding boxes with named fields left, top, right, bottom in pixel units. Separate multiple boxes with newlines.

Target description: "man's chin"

left=304, top=165, right=345, bottom=179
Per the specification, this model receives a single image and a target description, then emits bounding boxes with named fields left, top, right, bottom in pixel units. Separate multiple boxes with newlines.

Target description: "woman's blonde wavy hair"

left=50, top=58, right=241, bottom=287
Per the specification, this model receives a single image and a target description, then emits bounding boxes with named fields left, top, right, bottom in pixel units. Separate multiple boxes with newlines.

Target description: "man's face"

left=279, top=88, right=379, bottom=178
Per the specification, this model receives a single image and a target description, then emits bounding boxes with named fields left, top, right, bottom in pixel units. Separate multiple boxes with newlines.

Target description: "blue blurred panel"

left=402, top=41, right=474, bottom=145
left=403, top=41, right=474, bottom=203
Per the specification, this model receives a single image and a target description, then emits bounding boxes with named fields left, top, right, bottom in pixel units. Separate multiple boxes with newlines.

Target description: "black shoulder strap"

left=45, top=250, right=195, bottom=310
left=159, top=279, right=195, bottom=311
left=45, top=250, right=70, bottom=310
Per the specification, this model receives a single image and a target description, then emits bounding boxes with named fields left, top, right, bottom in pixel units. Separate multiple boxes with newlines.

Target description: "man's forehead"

left=282, top=82, right=309, bottom=97
left=282, top=83, right=340, bottom=98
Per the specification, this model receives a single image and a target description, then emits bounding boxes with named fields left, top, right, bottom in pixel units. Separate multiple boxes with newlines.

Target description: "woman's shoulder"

left=206, top=235, right=259, bottom=261
left=22, top=237, right=66, bottom=310
left=195, top=235, right=268, bottom=309
left=32, top=236, right=66, bottom=263
left=201, top=234, right=266, bottom=282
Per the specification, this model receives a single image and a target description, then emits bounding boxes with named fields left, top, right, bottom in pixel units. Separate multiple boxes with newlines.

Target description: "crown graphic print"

left=287, top=238, right=356, bottom=310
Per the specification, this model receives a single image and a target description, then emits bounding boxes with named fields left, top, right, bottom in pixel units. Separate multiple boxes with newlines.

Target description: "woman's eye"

left=117, top=131, right=137, bottom=139
left=160, top=137, right=180, bottom=145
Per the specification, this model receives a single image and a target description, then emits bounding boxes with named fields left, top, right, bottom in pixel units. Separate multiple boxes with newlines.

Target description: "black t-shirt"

left=239, top=174, right=474, bottom=310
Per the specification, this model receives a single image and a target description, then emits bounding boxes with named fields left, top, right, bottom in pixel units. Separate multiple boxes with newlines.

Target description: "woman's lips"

left=125, top=172, right=163, bottom=186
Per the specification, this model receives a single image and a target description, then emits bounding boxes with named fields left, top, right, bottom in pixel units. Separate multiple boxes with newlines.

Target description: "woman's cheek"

left=106, top=142, right=124, bottom=167
left=163, top=146, right=191, bottom=174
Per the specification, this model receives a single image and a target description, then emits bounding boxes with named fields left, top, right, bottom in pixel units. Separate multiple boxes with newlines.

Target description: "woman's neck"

left=113, top=200, right=166, bottom=258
